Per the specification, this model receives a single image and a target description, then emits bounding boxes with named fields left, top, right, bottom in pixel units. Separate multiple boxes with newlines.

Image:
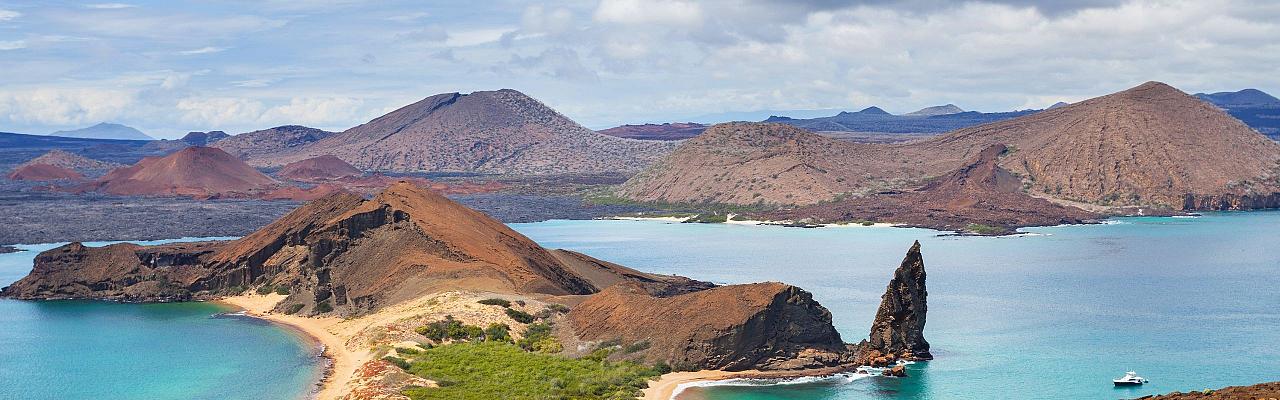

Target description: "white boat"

left=1113, top=371, right=1148, bottom=386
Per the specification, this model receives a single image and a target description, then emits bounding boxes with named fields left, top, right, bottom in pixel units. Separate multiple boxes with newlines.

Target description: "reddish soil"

left=275, top=155, right=362, bottom=182
left=1138, top=381, right=1280, bottom=399
left=82, top=146, right=278, bottom=199
left=7, top=164, right=85, bottom=181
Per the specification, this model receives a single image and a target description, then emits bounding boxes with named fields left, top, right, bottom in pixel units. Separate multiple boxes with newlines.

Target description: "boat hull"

left=1113, top=381, right=1144, bottom=386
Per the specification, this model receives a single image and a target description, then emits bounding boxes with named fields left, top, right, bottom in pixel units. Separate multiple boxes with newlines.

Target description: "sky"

left=0, top=0, right=1278, bottom=138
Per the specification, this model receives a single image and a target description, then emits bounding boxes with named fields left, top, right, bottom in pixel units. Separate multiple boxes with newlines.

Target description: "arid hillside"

left=247, top=90, right=677, bottom=174
left=619, top=122, right=919, bottom=205
left=14, top=149, right=120, bottom=175
left=275, top=155, right=363, bottom=182
left=82, top=146, right=278, bottom=198
left=213, top=125, right=336, bottom=160
left=623, top=82, right=1280, bottom=211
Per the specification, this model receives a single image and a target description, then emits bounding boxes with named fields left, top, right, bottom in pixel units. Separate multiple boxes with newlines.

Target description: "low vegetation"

left=516, top=322, right=562, bottom=353
left=400, top=341, right=662, bottom=400
left=505, top=308, right=536, bottom=324
left=964, top=223, right=1007, bottom=235
left=477, top=298, right=511, bottom=308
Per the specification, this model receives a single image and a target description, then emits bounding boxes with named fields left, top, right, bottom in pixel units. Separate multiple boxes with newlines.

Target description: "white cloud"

left=0, top=9, right=19, bottom=22
left=177, top=46, right=228, bottom=55
left=232, top=78, right=277, bottom=88
left=86, top=3, right=137, bottom=9
left=176, top=97, right=264, bottom=126
left=259, top=97, right=364, bottom=126
left=594, top=0, right=702, bottom=27
left=0, top=88, right=136, bottom=126
left=0, top=40, right=25, bottom=51
left=445, top=27, right=516, bottom=47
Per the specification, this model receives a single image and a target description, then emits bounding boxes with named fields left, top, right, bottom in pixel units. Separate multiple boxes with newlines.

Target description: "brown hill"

left=7, top=164, right=85, bottom=181
left=276, top=155, right=363, bottom=182
left=16, top=149, right=120, bottom=175
left=624, top=82, right=1280, bottom=213
left=84, top=146, right=278, bottom=198
left=212, top=125, right=336, bottom=160
left=619, top=122, right=918, bottom=205
left=597, top=122, right=707, bottom=140
left=908, top=81, right=1280, bottom=209
left=1137, top=382, right=1280, bottom=399
left=246, top=89, right=677, bottom=174
left=768, top=144, right=1098, bottom=234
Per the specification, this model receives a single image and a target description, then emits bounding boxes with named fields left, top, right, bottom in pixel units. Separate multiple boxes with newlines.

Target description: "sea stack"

left=861, top=241, right=931, bottom=362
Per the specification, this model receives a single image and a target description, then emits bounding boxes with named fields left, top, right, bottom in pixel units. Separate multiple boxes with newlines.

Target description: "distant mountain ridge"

left=1194, top=88, right=1280, bottom=139
left=50, top=123, right=153, bottom=140
left=596, top=122, right=706, bottom=140
left=904, top=104, right=964, bottom=116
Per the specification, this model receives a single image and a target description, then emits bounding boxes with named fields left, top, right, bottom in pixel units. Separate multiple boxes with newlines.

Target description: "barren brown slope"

left=768, top=144, right=1098, bottom=233
left=17, top=149, right=120, bottom=175
left=84, top=146, right=278, bottom=198
left=619, top=122, right=919, bottom=205
left=250, top=89, right=677, bottom=174
left=907, top=81, right=1280, bottom=209
left=7, top=164, right=85, bottom=181
left=276, top=155, right=363, bottom=181
left=213, top=125, right=336, bottom=160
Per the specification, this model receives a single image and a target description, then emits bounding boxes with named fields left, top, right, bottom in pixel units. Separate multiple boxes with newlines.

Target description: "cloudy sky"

left=0, top=0, right=1277, bottom=138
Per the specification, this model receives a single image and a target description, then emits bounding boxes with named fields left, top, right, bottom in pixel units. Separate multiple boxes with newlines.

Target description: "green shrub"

left=401, top=342, right=661, bottom=400
left=483, top=323, right=511, bottom=343
left=275, top=286, right=291, bottom=295
left=516, top=323, right=561, bottom=354
left=284, top=304, right=305, bottom=315
left=382, top=356, right=411, bottom=370
left=544, top=304, right=570, bottom=314
left=256, top=285, right=274, bottom=295
left=964, top=223, right=1005, bottom=235
left=315, top=301, right=333, bottom=313
left=622, top=341, right=651, bottom=354
left=415, top=316, right=487, bottom=342
left=652, top=362, right=672, bottom=375
left=505, top=308, right=535, bottom=324
left=584, top=347, right=613, bottom=362
left=397, top=347, right=421, bottom=355
left=477, top=298, right=511, bottom=308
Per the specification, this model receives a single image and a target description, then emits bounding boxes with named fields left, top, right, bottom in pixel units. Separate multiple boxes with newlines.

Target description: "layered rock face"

left=859, top=241, right=931, bottom=363
left=567, top=282, right=853, bottom=371
left=0, top=241, right=223, bottom=301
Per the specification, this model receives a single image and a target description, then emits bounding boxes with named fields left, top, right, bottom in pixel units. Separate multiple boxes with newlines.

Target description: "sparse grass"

left=682, top=213, right=728, bottom=223
left=400, top=342, right=662, bottom=400
left=516, top=322, right=561, bottom=354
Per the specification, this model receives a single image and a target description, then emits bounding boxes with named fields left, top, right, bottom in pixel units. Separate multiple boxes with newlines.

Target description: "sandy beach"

left=218, top=294, right=367, bottom=400
left=642, top=370, right=753, bottom=400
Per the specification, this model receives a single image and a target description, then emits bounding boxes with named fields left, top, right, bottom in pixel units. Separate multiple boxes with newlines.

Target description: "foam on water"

left=671, top=374, right=870, bottom=399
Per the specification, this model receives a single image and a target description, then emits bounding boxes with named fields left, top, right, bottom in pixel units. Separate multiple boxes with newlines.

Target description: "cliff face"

left=567, top=282, right=853, bottom=371
left=0, top=241, right=223, bottom=301
left=859, top=241, right=931, bottom=363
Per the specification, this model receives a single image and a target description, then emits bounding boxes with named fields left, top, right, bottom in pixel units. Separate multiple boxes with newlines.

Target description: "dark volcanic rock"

left=567, top=281, right=854, bottom=371
left=858, top=241, right=931, bottom=363
left=0, top=241, right=223, bottom=301
left=0, top=245, right=19, bottom=254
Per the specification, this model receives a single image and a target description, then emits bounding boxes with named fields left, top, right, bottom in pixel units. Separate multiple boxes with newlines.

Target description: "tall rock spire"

left=863, top=240, right=931, bottom=362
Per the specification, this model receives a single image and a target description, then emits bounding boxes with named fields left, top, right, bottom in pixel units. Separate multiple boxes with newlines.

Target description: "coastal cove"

left=0, top=238, right=324, bottom=400
left=511, top=212, right=1280, bottom=399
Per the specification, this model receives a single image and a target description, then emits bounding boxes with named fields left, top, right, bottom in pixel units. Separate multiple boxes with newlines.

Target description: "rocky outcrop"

left=567, top=282, right=854, bottom=371
left=857, top=241, right=931, bottom=364
left=1183, top=192, right=1280, bottom=210
left=0, top=241, right=224, bottom=301
left=1137, top=381, right=1280, bottom=399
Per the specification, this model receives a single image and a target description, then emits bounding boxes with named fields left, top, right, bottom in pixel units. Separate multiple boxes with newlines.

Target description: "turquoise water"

left=0, top=238, right=323, bottom=400
left=510, top=213, right=1280, bottom=399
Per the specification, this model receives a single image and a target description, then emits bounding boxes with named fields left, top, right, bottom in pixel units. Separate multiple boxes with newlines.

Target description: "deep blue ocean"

left=0, top=238, right=323, bottom=400
left=511, top=213, right=1280, bottom=399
